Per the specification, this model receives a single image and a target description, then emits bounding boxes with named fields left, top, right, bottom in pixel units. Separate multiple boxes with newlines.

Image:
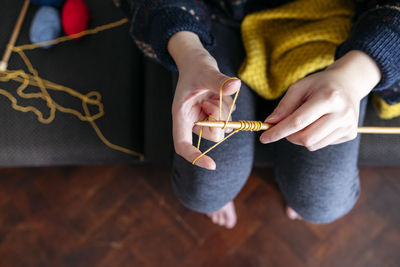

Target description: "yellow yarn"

left=193, top=78, right=241, bottom=165
left=372, top=93, right=400, bottom=120
left=238, top=0, right=354, bottom=99
left=0, top=18, right=144, bottom=161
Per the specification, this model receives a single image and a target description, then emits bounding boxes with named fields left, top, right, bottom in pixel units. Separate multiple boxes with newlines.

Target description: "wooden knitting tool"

left=356, top=126, right=400, bottom=134
left=196, top=120, right=271, bottom=131
left=195, top=120, right=400, bottom=134
left=0, top=0, right=30, bottom=71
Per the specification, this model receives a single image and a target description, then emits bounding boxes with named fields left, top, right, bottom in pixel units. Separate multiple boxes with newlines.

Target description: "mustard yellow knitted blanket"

left=238, top=0, right=354, bottom=99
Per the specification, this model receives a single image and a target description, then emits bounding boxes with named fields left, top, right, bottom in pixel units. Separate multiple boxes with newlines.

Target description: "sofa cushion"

left=0, top=0, right=144, bottom=166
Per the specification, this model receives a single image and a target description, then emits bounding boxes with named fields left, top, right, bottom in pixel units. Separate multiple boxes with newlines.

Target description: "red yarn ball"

left=62, top=0, right=89, bottom=39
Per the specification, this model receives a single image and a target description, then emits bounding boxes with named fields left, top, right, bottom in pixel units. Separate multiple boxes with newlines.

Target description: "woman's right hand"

left=168, top=31, right=241, bottom=170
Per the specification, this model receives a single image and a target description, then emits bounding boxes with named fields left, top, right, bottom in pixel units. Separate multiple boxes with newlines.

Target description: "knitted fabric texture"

left=238, top=0, right=354, bottom=100
left=373, top=93, right=400, bottom=119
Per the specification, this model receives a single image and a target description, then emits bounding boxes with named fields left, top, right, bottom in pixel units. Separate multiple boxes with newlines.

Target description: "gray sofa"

left=1, top=0, right=399, bottom=166
left=0, top=0, right=144, bottom=166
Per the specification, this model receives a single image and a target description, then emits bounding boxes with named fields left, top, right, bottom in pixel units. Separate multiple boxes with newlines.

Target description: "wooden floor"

left=0, top=164, right=399, bottom=267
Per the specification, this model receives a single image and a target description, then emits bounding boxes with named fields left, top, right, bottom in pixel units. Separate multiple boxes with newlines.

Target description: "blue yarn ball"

left=30, top=0, right=64, bottom=7
left=30, top=6, right=61, bottom=49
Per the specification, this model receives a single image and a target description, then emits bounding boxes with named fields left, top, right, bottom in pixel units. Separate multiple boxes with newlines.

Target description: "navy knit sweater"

left=117, top=0, right=400, bottom=105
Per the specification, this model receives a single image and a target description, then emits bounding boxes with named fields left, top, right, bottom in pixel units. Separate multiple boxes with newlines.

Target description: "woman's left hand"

left=259, top=50, right=382, bottom=151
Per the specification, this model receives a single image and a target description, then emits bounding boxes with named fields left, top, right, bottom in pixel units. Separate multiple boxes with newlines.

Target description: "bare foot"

left=207, top=201, right=237, bottom=229
left=286, top=206, right=302, bottom=220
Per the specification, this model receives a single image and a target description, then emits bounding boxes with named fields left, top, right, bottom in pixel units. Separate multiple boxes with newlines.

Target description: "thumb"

left=265, top=81, right=307, bottom=124
left=205, top=71, right=241, bottom=96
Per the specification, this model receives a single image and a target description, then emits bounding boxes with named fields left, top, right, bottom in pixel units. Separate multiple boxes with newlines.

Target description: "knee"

left=284, top=175, right=360, bottom=224
left=171, top=153, right=252, bottom=214
left=171, top=173, right=228, bottom=214
left=171, top=165, right=233, bottom=214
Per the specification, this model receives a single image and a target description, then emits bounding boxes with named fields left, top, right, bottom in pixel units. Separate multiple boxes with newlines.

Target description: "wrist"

left=168, top=31, right=216, bottom=70
left=327, top=50, right=381, bottom=99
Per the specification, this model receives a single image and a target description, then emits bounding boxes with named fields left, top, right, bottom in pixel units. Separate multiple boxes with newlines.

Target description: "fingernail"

left=224, top=78, right=240, bottom=87
left=308, top=146, right=316, bottom=152
left=259, top=136, right=270, bottom=144
left=206, top=162, right=216, bottom=170
left=265, top=113, right=278, bottom=123
left=199, top=158, right=216, bottom=170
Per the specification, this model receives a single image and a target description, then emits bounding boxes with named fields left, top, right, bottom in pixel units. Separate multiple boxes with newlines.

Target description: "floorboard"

left=0, top=164, right=399, bottom=267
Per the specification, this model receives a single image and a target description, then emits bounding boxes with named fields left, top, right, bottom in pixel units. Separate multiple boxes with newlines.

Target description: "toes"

left=286, top=206, right=302, bottom=220
left=208, top=211, right=230, bottom=228
left=209, top=213, right=218, bottom=224
left=225, top=209, right=237, bottom=229
left=225, top=213, right=236, bottom=229
left=207, top=201, right=238, bottom=228
left=213, top=212, right=220, bottom=225
left=217, top=212, right=225, bottom=226
left=222, top=213, right=229, bottom=228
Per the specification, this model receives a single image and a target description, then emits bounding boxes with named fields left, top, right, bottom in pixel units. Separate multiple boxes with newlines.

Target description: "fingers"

left=203, top=72, right=241, bottom=96
left=265, top=81, right=307, bottom=124
left=201, top=101, right=228, bottom=140
left=259, top=67, right=364, bottom=150
left=286, top=115, right=338, bottom=148
left=173, top=114, right=216, bottom=170
left=313, top=127, right=358, bottom=149
left=201, top=99, right=233, bottom=137
left=221, top=77, right=241, bottom=95
left=306, top=128, right=358, bottom=151
left=203, top=98, right=236, bottom=117
left=260, top=95, right=332, bottom=144
left=286, top=114, right=359, bottom=151
left=171, top=68, right=242, bottom=169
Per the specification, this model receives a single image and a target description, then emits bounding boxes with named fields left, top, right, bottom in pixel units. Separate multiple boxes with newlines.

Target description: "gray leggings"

left=171, top=22, right=367, bottom=224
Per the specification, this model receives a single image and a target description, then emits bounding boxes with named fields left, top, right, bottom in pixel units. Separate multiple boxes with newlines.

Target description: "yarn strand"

left=15, top=18, right=128, bottom=51
left=193, top=130, right=239, bottom=165
left=0, top=18, right=144, bottom=161
left=193, top=78, right=242, bottom=165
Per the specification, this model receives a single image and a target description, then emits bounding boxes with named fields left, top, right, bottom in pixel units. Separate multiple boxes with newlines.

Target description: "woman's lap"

left=271, top=97, right=367, bottom=223
left=172, top=97, right=367, bottom=221
left=171, top=21, right=367, bottom=222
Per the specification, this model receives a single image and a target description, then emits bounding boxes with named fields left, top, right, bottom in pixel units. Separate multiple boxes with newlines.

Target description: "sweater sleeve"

left=118, top=0, right=215, bottom=72
left=335, top=1, right=400, bottom=91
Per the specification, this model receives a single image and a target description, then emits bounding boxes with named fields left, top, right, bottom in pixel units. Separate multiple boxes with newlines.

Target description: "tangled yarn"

left=0, top=18, right=144, bottom=160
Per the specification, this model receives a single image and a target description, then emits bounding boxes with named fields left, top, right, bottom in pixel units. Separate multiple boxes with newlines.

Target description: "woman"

left=118, top=0, right=400, bottom=228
